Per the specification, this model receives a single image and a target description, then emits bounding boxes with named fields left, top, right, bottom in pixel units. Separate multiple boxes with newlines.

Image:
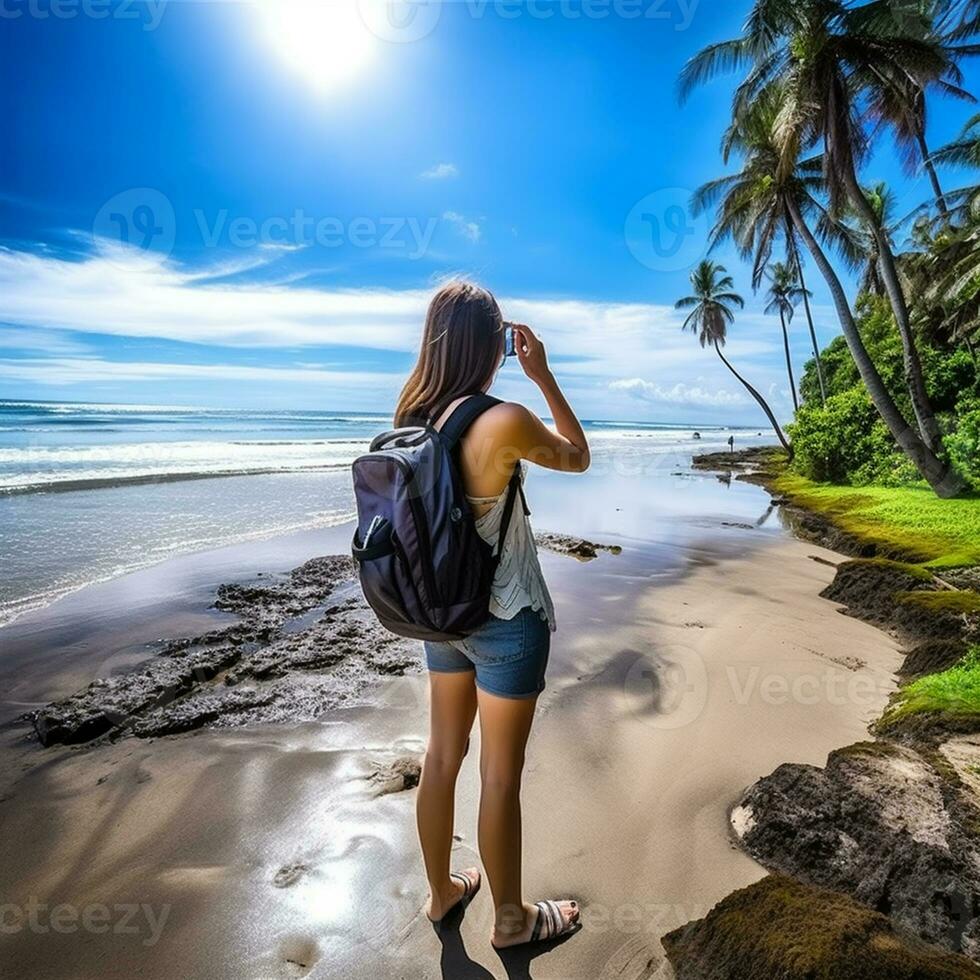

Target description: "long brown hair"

left=394, top=280, right=504, bottom=426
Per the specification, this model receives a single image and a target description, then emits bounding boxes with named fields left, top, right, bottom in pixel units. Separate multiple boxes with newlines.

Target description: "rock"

left=662, top=874, right=980, bottom=980
left=535, top=532, right=622, bottom=562
left=31, top=555, right=417, bottom=746
left=32, top=644, right=241, bottom=746
left=731, top=741, right=980, bottom=957
left=368, top=756, right=422, bottom=795
left=820, top=559, right=935, bottom=628
left=901, top=641, right=970, bottom=678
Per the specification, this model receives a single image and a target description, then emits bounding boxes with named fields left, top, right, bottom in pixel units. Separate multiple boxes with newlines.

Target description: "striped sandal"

left=493, top=899, right=580, bottom=949
left=427, top=868, right=481, bottom=924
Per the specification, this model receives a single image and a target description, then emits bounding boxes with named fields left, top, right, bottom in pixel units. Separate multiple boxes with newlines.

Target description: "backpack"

left=351, top=393, right=527, bottom=641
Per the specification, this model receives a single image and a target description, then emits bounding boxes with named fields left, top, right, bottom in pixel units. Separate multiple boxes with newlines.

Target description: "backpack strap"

left=435, top=394, right=530, bottom=563
left=437, top=393, right=502, bottom=450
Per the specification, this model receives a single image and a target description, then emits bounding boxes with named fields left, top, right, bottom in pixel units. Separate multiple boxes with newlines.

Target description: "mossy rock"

left=901, top=640, right=971, bottom=678
left=662, top=875, right=980, bottom=980
left=820, top=558, right=937, bottom=628
left=894, top=591, right=980, bottom=643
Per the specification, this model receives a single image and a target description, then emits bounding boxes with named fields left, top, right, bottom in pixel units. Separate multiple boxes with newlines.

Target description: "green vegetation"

left=879, top=648, right=980, bottom=730
left=682, top=0, right=980, bottom=497
left=791, top=297, right=980, bottom=490
left=897, top=592, right=980, bottom=615
left=773, top=472, right=980, bottom=568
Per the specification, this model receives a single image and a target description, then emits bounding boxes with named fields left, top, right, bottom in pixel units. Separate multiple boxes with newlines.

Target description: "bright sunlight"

left=255, top=0, right=377, bottom=94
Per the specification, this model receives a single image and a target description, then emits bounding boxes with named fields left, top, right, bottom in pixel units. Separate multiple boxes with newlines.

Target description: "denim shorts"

left=423, top=606, right=551, bottom=700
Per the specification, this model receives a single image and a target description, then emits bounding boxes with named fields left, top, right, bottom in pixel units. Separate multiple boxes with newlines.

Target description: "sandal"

left=427, top=869, right=481, bottom=924
left=493, top=899, right=580, bottom=948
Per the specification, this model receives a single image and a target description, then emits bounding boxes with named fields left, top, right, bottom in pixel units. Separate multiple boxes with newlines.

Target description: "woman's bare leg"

left=476, top=689, right=578, bottom=945
left=417, top=670, right=479, bottom=920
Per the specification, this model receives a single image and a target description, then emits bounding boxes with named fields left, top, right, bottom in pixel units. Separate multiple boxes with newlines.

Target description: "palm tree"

left=692, top=86, right=839, bottom=406
left=680, top=0, right=951, bottom=458
left=931, top=110, right=980, bottom=219
left=849, top=181, right=901, bottom=296
left=676, top=260, right=794, bottom=457
left=863, top=0, right=979, bottom=220
left=764, top=261, right=807, bottom=412
left=680, top=0, right=964, bottom=493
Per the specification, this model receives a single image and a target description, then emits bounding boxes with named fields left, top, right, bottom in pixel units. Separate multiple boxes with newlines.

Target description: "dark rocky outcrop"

left=31, top=555, right=418, bottom=746
left=534, top=532, right=622, bottom=562
left=663, top=875, right=980, bottom=980
left=730, top=742, right=980, bottom=958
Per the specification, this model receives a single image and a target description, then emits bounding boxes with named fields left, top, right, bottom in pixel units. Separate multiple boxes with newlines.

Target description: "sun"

left=256, top=0, right=377, bottom=95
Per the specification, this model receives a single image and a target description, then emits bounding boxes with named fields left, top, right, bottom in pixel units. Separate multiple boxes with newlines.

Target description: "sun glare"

left=256, top=0, right=377, bottom=94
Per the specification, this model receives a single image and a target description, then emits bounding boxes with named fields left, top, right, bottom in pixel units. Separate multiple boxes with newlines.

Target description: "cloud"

left=610, top=377, right=750, bottom=407
left=0, top=241, right=795, bottom=419
left=420, top=162, right=458, bottom=180
left=0, top=355, right=398, bottom=388
left=442, top=211, right=481, bottom=242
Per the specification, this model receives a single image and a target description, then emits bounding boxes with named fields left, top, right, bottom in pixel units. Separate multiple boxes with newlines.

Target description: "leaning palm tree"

left=680, top=0, right=952, bottom=460
left=693, top=85, right=844, bottom=406
left=676, top=260, right=793, bottom=457
left=763, top=261, right=807, bottom=412
left=687, top=76, right=961, bottom=496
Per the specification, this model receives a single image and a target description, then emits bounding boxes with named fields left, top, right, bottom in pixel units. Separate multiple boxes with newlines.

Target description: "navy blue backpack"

left=351, top=394, right=526, bottom=641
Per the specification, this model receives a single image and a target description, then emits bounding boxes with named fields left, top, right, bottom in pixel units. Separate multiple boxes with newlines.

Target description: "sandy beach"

left=0, top=457, right=909, bottom=980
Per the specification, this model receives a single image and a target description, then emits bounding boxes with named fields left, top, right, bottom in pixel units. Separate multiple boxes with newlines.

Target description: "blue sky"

left=2, top=0, right=979, bottom=424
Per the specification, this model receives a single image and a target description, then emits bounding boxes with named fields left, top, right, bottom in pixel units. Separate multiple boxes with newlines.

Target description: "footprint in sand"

left=279, top=936, right=319, bottom=978
left=273, top=862, right=309, bottom=888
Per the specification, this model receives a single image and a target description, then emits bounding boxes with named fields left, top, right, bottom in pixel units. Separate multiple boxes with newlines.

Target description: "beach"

left=0, top=419, right=909, bottom=979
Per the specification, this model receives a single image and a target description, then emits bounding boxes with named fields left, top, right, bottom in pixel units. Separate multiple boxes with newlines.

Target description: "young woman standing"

left=394, top=281, right=590, bottom=949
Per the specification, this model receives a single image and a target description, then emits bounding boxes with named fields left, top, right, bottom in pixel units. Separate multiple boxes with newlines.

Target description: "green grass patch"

left=854, top=558, right=935, bottom=582
left=896, top=591, right=980, bottom=615
left=879, top=647, right=980, bottom=728
left=773, top=473, right=980, bottom=568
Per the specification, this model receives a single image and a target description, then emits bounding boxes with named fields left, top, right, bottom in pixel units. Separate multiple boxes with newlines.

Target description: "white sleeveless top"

left=467, top=462, right=556, bottom=631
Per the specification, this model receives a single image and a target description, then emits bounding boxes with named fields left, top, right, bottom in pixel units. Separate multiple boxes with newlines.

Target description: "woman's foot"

left=426, top=867, right=481, bottom=923
left=491, top=899, right=580, bottom=949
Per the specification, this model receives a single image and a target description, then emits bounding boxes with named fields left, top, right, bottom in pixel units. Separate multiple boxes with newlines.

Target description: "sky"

left=2, top=0, right=979, bottom=425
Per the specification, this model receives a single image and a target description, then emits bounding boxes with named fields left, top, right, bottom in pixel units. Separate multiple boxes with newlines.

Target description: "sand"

left=0, top=496, right=906, bottom=980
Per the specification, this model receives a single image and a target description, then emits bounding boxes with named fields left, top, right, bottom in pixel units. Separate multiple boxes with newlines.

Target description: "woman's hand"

left=513, top=323, right=552, bottom=386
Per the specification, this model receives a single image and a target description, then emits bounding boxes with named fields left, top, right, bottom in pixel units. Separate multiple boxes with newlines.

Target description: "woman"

left=394, top=280, right=590, bottom=949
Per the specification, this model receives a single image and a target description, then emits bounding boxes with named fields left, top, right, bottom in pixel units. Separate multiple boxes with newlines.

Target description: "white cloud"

left=0, top=242, right=796, bottom=419
left=442, top=211, right=481, bottom=242
left=420, top=162, right=458, bottom=180
left=609, top=377, right=750, bottom=407
left=0, top=355, right=398, bottom=388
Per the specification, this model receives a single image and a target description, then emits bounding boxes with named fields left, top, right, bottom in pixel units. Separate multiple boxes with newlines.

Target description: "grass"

left=879, top=647, right=980, bottom=728
left=896, top=591, right=980, bottom=614
left=773, top=473, right=980, bottom=569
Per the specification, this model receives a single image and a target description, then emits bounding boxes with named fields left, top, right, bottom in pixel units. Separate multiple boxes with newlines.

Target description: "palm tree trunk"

left=916, top=129, right=950, bottom=220
left=779, top=307, right=799, bottom=412
left=841, top=164, right=945, bottom=456
left=786, top=196, right=963, bottom=498
left=794, top=253, right=827, bottom=405
left=712, top=341, right=793, bottom=459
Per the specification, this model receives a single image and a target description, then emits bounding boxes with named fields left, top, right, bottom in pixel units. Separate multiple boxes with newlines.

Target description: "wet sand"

left=0, top=472, right=905, bottom=979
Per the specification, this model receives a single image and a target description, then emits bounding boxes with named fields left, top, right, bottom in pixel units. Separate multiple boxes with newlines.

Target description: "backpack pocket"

left=352, top=520, right=432, bottom=634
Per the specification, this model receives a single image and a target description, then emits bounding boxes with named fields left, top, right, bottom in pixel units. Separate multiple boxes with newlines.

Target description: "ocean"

left=0, top=400, right=769, bottom=627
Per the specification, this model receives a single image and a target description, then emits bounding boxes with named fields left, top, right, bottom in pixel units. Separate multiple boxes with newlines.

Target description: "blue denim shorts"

left=424, top=606, right=551, bottom=699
